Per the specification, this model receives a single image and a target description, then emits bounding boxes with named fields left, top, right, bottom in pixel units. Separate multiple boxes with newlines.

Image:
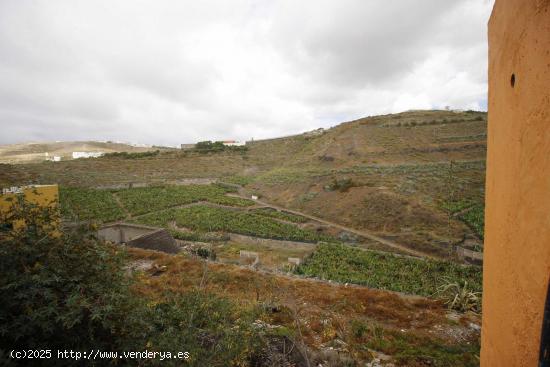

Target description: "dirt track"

left=228, top=190, right=439, bottom=260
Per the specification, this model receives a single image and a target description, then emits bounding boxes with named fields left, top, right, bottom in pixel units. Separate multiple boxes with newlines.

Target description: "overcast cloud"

left=0, top=0, right=494, bottom=146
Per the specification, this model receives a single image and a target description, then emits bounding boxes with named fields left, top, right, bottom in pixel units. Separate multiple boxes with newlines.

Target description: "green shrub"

left=103, top=150, right=160, bottom=159
left=134, top=291, right=261, bottom=366
left=0, top=202, right=137, bottom=361
left=195, top=141, right=248, bottom=154
left=326, top=178, right=356, bottom=193
left=194, top=247, right=217, bottom=260
left=0, top=202, right=264, bottom=366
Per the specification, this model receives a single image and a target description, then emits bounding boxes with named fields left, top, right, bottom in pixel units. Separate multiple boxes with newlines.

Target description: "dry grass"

left=126, top=248, right=446, bottom=329
left=125, top=247, right=481, bottom=366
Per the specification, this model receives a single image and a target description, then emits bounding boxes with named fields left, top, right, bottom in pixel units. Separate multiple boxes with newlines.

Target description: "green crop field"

left=460, top=205, right=485, bottom=239
left=114, top=184, right=254, bottom=215
left=60, top=187, right=125, bottom=222
left=296, top=243, right=482, bottom=297
left=135, top=205, right=330, bottom=243
left=60, top=184, right=256, bottom=223
left=251, top=207, right=308, bottom=223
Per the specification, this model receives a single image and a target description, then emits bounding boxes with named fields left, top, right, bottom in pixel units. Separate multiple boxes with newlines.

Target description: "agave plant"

left=436, top=278, right=482, bottom=313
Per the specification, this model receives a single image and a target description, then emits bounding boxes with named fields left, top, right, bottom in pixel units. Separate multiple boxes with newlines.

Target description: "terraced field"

left=114, top=184, right=254, bottom=215
left=60, top=187, right=125, bottom=222
left=297, top=243, right=482, bottom=298
left=135, top=205, right=332, bottom=243
left=250, top=207, right=309, bottom=223
left=60, top=184, right=256, bottom=222
left=460, top=205, right=485, bottom=239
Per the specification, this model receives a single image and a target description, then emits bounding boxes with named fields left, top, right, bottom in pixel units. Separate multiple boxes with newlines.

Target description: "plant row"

left=60, top=184, right=255, bottom=222
left=60, top=187, right=125, bottom=222
left=114, top=184, right=253, bottom=215
left=136, top=205, right=330, bottom=243
left=296, top=243, right=482, bottom=297
left=250, top=208, right=309, bottom=223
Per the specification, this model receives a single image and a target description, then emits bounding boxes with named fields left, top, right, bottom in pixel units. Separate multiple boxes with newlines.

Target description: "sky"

left=0, top=0, right=495, bottom=146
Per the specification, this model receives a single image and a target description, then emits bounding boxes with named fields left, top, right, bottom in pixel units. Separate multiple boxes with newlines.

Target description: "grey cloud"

left=268, top=1, right=464, bottom=87
left=0, top=0, right=494, bottom=146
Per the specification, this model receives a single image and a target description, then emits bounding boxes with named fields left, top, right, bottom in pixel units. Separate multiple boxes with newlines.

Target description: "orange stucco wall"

left=481, top=1, right=550, bottom=366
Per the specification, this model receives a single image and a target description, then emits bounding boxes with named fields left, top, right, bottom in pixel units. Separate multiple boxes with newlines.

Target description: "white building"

left=303, top=128, right=326, bottom=137
left=181, top=143, right=196, bottom=150
left=72, top=151, right=104, bottom=159
left=221, top=140, right=245, bottom=146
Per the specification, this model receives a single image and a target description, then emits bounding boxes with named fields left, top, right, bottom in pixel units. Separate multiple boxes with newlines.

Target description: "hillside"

left=1, top=109, right=487, bottom=366
left=0, top=110, right=487, bottom=259
left=0, top=140, right=163, bottom=164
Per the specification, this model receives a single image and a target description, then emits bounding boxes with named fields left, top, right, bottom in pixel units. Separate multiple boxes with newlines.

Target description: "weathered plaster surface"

left=481, top=1, right=550, bottom=366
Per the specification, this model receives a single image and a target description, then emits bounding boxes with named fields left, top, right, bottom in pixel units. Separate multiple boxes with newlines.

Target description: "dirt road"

left=229, top=191, right=439, bottom=260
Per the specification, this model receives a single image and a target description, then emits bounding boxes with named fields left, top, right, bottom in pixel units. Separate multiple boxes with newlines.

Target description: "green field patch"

left=441, top=199, right=477, bottom=214
left=114, top=184, right=254, bottom=215
left=296, top=243, right=482, bottom=297
left=251, top=207, right=309, bottom=223
left=219, top=175, right=255, bottom=186
left=60, top=187, right=125, bottom=222
left=135, top=205, right=330, bottom=243
left=460, top=205, right=485, bottom=239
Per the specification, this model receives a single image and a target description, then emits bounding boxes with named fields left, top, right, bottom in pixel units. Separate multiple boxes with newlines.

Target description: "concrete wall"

left=97, top=224, right=153, bottom=243
left=481, top=1, right=550, bottom=366
left=127, top=229, right=179, bottom=254
left=97, top=223, right=179, bottom=254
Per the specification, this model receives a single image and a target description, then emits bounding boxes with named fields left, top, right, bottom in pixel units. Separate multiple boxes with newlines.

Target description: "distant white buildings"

left=221, top=140, right=245, bottom=146
left=444, top=106, right=465, bottom=113
left=72, top=151, right=104, bottom=159
left=44, top=152, right=61, bottom=162
left=303, top=128, right=326, bottom=137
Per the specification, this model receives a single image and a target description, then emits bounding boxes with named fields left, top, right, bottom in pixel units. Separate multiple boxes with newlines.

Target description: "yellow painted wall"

left=0, top=185, right=59, bottom=231
left=481, top=0, right=550, bottom=366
